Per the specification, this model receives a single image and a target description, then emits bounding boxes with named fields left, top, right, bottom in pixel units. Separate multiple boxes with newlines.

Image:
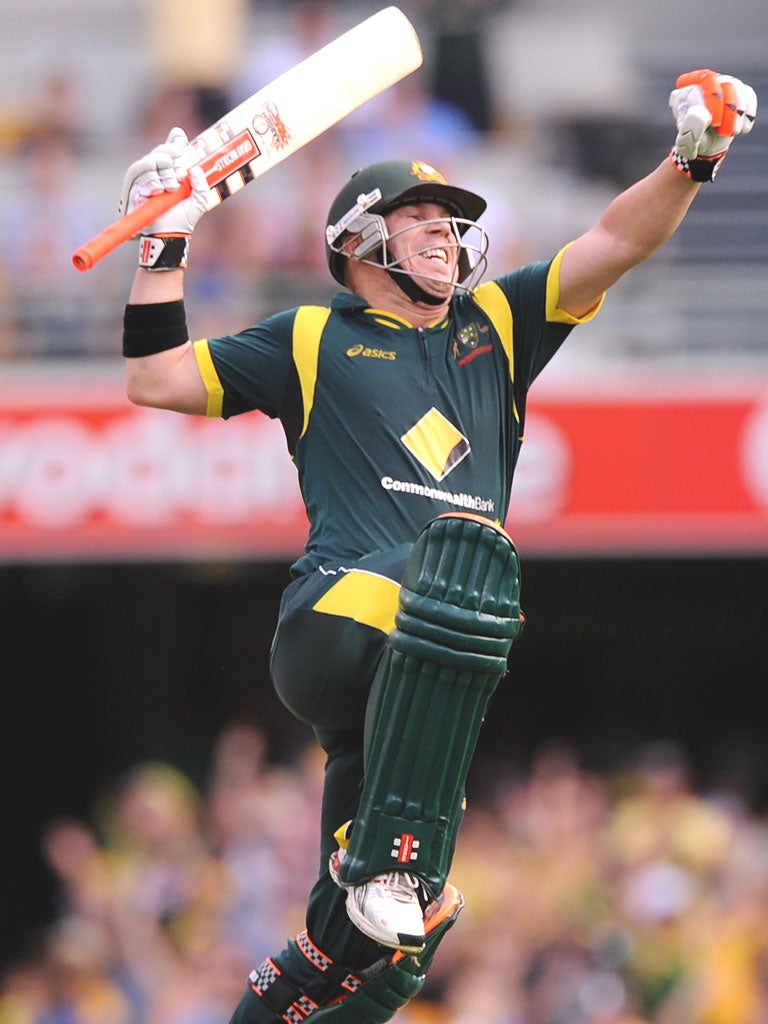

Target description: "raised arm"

left=559, top=69, right=757, bottom=318
left=119, top=129, right=213, bottom=415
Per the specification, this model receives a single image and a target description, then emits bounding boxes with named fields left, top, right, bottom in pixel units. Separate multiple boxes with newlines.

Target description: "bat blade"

left=72, top=6, right=422, bottom=271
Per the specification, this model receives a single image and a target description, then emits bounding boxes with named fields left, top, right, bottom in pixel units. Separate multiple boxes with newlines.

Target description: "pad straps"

left=245, top=934, right=362, bottom=1023
left=231, top=886, right=463, bottom=1024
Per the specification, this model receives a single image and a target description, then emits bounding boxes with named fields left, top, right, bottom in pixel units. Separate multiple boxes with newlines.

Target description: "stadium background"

left=1, top=0, right=767, bottom=1012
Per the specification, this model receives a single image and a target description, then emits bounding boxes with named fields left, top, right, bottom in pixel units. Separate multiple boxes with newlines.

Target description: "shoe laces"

left=369, top=871, right=422, bottom=903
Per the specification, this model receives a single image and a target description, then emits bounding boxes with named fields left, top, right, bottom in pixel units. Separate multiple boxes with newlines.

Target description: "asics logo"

left=346, top=344, right=396, bottom=360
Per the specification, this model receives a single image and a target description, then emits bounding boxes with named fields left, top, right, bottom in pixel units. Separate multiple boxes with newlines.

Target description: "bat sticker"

left=252, top=102, right=292, bottom=151
left=200, top=131, right=261, bottom=187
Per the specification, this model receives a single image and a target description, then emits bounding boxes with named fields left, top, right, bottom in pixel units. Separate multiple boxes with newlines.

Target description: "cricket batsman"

left=114, top=68, right=756, bottom=1021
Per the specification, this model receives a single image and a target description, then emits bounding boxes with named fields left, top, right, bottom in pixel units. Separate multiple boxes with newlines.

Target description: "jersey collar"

left=331, top=291, right=450, bottom=331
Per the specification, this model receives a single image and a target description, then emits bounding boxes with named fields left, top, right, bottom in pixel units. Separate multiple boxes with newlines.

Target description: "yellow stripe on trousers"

left=312, top=570, right=400, bottom=635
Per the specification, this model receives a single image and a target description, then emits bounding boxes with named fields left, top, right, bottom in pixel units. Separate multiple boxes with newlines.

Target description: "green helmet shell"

left=325, top=159, right=487, bottom=285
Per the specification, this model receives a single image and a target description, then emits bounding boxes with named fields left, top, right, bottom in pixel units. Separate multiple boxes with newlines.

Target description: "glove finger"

left=133, top=173, right=168, bottom=202
left=719, top=77, right=758, bottom=136
left=741, top=83, right=758, bottom=131
left=188, top=164, right=208, bottom=189
left=675, top=104, right=712, bottom=159
left=155, top=149, right=182, bottom=191
left=675, top=70, right=725, bottom=127
left=165, top=126, right=189, bottom=149
left=675, top=68, right=717, bottom=91
left=153, top=128, right=188, bottom=162
left=164, top=126, right=192, bottom=179
left=717, top=78, right=740, bottom=136
left=670, top=84, right=704, bottom=128
left=147, top=128, right=190, bottom=183
left=188, top=164, right=210, bottom=201
left=120, top=153, right=160, bottom=209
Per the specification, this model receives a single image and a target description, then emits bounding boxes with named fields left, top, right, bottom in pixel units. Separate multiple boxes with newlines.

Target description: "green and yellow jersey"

left=193, top=248, right=601, bottom=576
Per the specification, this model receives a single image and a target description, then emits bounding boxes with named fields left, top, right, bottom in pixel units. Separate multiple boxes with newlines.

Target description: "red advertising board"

left=510, top=380, right=768, bottom=554
left=0, top=372, right=309, bottom=561
left=1, top=370, right=768, bottom=560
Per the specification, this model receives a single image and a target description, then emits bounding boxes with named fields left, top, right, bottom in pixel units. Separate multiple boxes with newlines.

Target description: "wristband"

left=138, top=234, right=190, bottom=270
left=669, top=146, right=726, bottom=182
left=123, top=300, right=189, bottom=357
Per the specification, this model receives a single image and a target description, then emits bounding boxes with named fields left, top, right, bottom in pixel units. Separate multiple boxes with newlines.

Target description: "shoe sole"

left=391, top=883, right=464, bottom=964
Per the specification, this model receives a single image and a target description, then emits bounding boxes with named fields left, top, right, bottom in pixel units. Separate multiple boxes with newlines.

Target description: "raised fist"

left=670, top=69, right=757, bottom=161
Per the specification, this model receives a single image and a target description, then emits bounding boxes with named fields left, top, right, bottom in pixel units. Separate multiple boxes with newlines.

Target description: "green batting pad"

left=338, top=514, right=522, bottom=894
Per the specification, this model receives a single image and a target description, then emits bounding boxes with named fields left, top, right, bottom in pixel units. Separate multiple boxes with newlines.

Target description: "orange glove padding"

left=670, top=69, right=757, bottom=159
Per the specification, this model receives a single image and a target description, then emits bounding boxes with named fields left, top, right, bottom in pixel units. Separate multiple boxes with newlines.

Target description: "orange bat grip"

left=72, top=178, right=192, bottom=271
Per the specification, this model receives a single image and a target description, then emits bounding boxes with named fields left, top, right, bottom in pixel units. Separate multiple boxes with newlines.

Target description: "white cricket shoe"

left=328, top=823, right=427, bottom=953
left=344, top=870, right=426, bottom=954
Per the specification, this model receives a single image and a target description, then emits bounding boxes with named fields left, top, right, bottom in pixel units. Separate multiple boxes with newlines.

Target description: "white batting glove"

left=669, top=69, right=757, bottom=181
left=119, top=127, right=211, bottom=269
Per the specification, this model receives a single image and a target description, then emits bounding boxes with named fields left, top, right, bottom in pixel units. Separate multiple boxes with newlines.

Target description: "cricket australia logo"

left=400, top=407, right=470, bottom=481
left=452, top=322, right=492, bottom=365
left=410, top=161, right=447, bottom=184
left=392, top=833, right=420, bottom=864
left=456, top=323, right=480, bottom=351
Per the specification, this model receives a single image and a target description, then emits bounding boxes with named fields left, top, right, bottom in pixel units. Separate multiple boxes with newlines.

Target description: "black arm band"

left=122, top=300, right=189, bottom=358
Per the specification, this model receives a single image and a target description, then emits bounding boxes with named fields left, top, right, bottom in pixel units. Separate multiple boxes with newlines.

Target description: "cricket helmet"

left=325, top=159, right=489, bottom=299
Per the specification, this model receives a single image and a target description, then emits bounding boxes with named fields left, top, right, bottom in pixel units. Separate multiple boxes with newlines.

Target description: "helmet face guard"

left=325, top=161, right=489, bottom=296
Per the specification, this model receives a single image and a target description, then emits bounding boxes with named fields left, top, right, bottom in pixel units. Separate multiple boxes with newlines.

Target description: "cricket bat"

left=72, top=6, right=422, bottom=271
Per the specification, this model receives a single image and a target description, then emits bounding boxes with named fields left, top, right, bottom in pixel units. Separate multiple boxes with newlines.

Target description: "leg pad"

left=339, top=514, right=522, bottom=895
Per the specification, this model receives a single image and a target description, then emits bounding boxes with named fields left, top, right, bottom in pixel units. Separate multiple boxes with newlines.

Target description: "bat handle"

left=72, top=178, right=193, bottom=272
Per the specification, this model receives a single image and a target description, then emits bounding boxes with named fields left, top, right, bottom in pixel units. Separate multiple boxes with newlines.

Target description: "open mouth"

left=422, top=247, right=449, bottom=263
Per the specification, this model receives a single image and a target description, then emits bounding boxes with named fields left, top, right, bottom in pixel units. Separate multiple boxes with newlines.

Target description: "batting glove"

left=119, top=127, right=211, bottom=270
left=669, top=69, right=757, bottom=181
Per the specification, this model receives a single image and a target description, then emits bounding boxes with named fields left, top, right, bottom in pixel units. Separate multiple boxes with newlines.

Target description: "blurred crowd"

left=3, top=726, right=768, bottom=1024
left=1, top=0, right=766, bottom=365
left=0, top=0, right=533, bottom=363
